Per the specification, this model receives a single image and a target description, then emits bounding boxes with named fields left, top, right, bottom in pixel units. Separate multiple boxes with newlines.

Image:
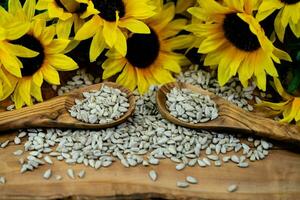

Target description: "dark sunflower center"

left=281, top=0, right=300, bottom=5
left=126, top=29, right=160, bottom=69
left=54, top=0, right=87, bottom=14
left=11, top=34, right=45, bottom=77
left=93, top=0, right=125, bottom=22
left=223, top=13, right=260, bottom=52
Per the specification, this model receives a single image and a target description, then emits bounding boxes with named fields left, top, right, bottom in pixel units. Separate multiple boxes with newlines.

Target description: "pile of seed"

left=54, top=69, right=100, bottom=96
left=69, top=85, right=129, bottom=124
left=166, top=87, right=218, bottom=123
left=177, top=66, right=258, bottom=111
left=1, top=66, right=272, bottom=189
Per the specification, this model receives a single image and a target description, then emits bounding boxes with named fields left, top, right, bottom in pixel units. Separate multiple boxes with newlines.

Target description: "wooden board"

left=1, top=130, right=300, bottom=200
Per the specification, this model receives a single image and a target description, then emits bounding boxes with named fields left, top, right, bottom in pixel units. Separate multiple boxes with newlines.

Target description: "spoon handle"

left=222, top=102, right=300, bottom=144
left=0, top=96, right=69, bottom=132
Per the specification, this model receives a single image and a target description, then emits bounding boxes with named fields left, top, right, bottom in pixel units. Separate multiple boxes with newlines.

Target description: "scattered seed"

left=0, top=176, right=6, bottom=184
left=44, top=156, right=53, bottom=165
left=186, top=176, right=198, bottom=184
left=67, top=168, right=75, bottom=179
left=177, top=181, right=189, bottom=188
left=227, top=184, right=238, bottom=192
left=14, top=137, right=21, bottom=145
left=13, top=150, right=23, bottom=156
left=78, top=170, right=86, bottom=178
left=1, top=140, right=9, bottom=148
left=43, top=169, right=52, bottom=180
left=148, top=170, right=157, bottom=182
left=176, top=163, right=186, bottom=171
left=55, top=175, right=62, bottom=180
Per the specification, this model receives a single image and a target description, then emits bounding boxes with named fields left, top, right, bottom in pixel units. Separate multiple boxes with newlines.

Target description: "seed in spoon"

left=166, top=87, right=218, bottom=124
left=148, top=170, right=157, bottom=181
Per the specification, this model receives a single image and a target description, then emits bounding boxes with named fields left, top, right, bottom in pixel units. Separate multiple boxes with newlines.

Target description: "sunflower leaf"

left=287, top=67, right=300, bottom=94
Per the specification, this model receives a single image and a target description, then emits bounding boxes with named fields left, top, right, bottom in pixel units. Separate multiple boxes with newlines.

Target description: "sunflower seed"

left=148, top=170, right=157, bottom=181
left=1, top=140, right=9, bottom=148
left=186, top=176, right=198, bottom=184
left=227, top=184, right=238, bottom=192
left=238, top=162, right=249, bottom=168
left=14, top=137, right=21, bottom=145
left=175, top=163, right=186, bottom=171
left=55, top=175, right=62, bottom=180
left=67, top=168, right=75, bottom=179
left=198, top=159, right=206, bottom=167
left=44, top=156, right=53, bottom=164
left=177, top=181, right=189, bottom=188
left=13, top=150, right=23, bottom=156
left=0, top=176, right=6, bottom=184
left=18, top=132, right=27, bottom=138
left=78, top=170, right=86, bottom=178
left=207, top=155, right=219, bottom=161
left=43, top=169, right=52, bottom=180
left=231, top=155, right=239, bottom=163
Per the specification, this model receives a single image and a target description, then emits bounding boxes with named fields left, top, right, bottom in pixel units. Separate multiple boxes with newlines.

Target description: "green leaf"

left=287, top=67, right=300, bottom=94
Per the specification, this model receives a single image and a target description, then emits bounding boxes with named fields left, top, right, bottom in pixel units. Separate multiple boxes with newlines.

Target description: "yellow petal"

left=41, top=64, right=60, bottom=85
left=47, top=54, right=78, bottom=71
left=136, top=68, right=149, bottom=94
left=116, top=63, right=137, bottom=91
left=151, top=67, right=175, bottom=84
left=103, top=21, right=117, bottom=48
left=32, top=70, right=43, bottom=87
left=113, top=28, right=127, bottom=56
left=40, top=25, right=56, bottom=46
left=45, top=39, right=70, bottom=54
left=6, top=43, right=39, bottom=58
left=32, top=20, right=46, bottom=38
left=163, top=35, right=194, bottom=51
left=5, top=22, right=30, bottom=40
left=119, top=18, right=150, bottom=34
left=102, top=59, right=126, bottom=79
left=273, top=77, right=292, bottom=100
left=217, top=55, right=232, bottom=86
left=18, top=78, right=32, bottom=106
left=56, top=17, right=74, bottom=39
left=23, top=0, right=36, bottom=20
left=36, top=0, right=49, bottom=10
left=8, top=0, right=22, bottom=14
left=274, top=10, right=286, bottom=42
left=0, top=49, right=22, bottom=77
left=90, top=29, right=106, bottom=62
left=75, top=15, right=102, bottom=40
left=31, top=82, right=43, bottom=102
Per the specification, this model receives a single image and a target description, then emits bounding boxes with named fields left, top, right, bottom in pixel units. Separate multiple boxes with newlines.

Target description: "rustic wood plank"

left=0, top=133, right=300, bottom=200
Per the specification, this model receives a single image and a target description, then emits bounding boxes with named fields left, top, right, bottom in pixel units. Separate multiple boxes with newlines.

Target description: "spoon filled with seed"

left=0, top=82, right=135, bottom=132
left=156, top=82, right=300, bottom=144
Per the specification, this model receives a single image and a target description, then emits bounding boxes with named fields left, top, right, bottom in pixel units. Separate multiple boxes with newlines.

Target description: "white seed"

left=44, top=156, right=53, bottom=164
left=207, top=155, right=219, bottom=161
left=148, top=170, right=157, bottom=181
left=198, top=159, right=206, bottom=167
left=78, top=170, right=86, bottom=178
left=14, top=137, right=21, bottom=145
left=231, top=155, right=239, bottom=163
left=186, top=176, right=198, bottom=184
left=238, top=162, right=249, bottom=168
left=261, top=140, right=269, bottom=149
left=176, top=163, right=186, bottom=171
left=67, top=168, right=75, bottom=179
left=1, top=140, right=9, bottom=148
left=227, top=184, right=238, bottom=192
left=222, top=156, right=230, bottom=163
left=55, top=175, right=62, bottom=180
left=215, top=160, right=222, bottom=167
left=18, top=132, right=27, bottom=138
left=13, top=150, right=23, bottom=156
left=43, top=169, right=52, bottom=180
left=202, top=158, right=211, bottom=166
left=177, top=181, right=189, bottom=188
left=0, top=176, right=6, bottom=184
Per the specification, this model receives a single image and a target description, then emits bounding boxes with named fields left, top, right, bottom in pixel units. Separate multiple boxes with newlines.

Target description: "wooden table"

left=0, top=85, right=300, bottom=200
left=1, top=128, right=300, bottom=200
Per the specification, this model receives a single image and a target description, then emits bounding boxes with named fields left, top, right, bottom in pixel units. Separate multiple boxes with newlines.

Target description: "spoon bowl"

left=157, top=82, right=300, bottom=144
left=0, top=82, right=135, bottom=132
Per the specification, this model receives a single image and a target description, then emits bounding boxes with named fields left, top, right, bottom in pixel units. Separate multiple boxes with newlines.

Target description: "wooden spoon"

left=156, top=82, right=300, bottom=144
left=0, top=82, right=135, bottom=132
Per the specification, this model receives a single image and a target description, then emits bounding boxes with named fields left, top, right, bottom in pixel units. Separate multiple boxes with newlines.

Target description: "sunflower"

left=36, top=0, right=96, bottom=39
left=0, top=3, right=39, bottom=82
left=256, top=0, right=300, bottom=42
left=2, top=0, right=78, bottom=108
left=257, top=78, right=300, bottom=125
left=186, top=0, right=292, bottom=91
left=101, top=2, right=192, bottom=94
left=74, top=0, right=157, bottom=62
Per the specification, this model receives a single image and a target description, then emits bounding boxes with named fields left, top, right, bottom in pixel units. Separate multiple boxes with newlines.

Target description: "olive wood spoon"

left=156, top=82, right=300, bottom=144
left=0, top=82, right=135, bottom=132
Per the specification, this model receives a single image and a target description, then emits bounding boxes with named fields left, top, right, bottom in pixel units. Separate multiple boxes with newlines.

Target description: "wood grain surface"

left=0, top=82, right=136, bottom=132
left=0, top=130, right=300, bottom=200
left=0, top=84, right=300, bottom=200
left=157, top=82, right=300, bottom=145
